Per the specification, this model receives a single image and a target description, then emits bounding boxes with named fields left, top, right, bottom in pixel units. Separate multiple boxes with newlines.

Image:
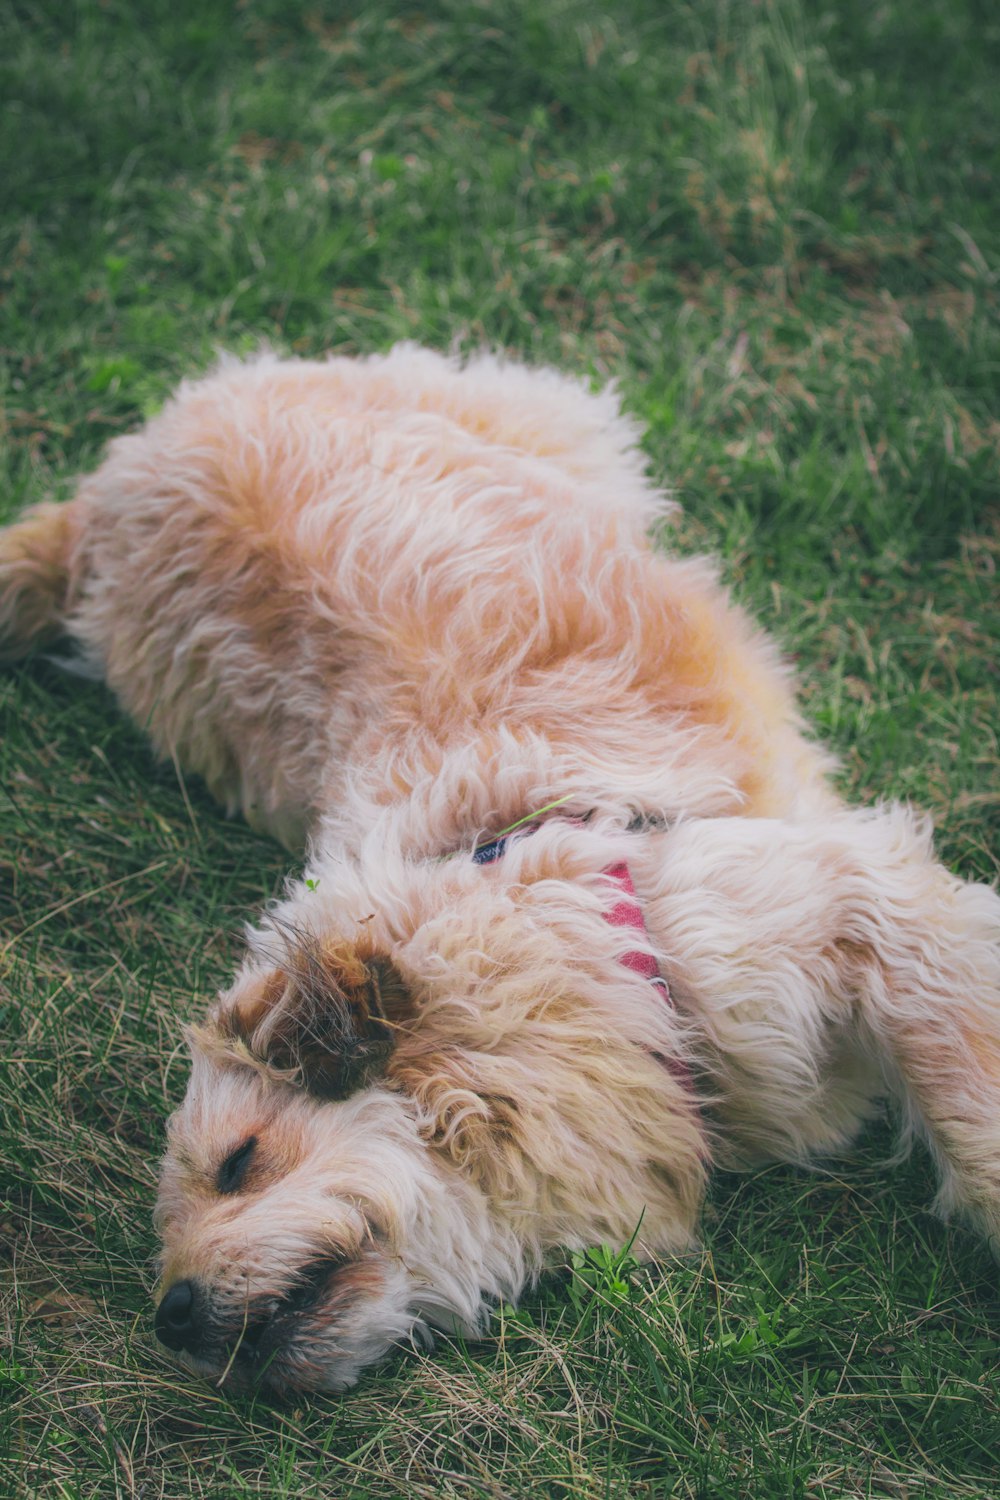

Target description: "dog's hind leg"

left=638, top=809, right=1000, bottom=1250
left=0, top=498, right=88, bottom=664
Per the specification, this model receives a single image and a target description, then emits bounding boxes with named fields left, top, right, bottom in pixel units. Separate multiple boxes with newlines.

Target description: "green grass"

left=1, top=0, right=999, bottom=1495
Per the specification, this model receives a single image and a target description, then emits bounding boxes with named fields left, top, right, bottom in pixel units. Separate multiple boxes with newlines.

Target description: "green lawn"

left=1, top=1, right=998, bottom=1495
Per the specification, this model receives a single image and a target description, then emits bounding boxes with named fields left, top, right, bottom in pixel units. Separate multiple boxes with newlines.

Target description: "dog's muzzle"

left=154, top=1256, right=348, bottom=1367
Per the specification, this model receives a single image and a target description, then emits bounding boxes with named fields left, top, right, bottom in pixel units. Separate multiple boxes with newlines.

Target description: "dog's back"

left=0, top=346, right=834, bottom=849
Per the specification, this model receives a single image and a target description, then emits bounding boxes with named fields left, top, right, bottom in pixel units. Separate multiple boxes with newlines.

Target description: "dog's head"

left=153, top=925, right=455, bottom=1393
left=152, top=832, right=705, bottom=1393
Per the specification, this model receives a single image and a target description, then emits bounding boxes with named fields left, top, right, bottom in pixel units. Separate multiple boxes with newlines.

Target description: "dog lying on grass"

left=1, top=345, right=998, bottom=1394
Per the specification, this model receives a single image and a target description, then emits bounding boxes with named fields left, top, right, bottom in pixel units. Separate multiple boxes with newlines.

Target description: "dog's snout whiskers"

left=212, top=1254, right=351, bottom=1375
left=281, top=1253, right=348, bottom=1314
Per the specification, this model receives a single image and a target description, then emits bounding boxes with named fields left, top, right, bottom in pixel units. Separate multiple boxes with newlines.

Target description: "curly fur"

left=1, top=343, right=997, bottom=1394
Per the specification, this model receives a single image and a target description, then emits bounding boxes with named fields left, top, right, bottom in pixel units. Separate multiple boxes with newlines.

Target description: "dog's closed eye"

left=217, top=1136, right=257, bottom=1194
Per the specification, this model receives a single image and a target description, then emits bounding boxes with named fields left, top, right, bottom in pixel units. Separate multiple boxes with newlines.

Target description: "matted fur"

left=1, top=344, right=997, bottom=1394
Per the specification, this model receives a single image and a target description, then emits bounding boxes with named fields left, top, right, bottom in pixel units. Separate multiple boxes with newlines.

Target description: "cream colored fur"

left=1, top=344, right=997, bottom=1394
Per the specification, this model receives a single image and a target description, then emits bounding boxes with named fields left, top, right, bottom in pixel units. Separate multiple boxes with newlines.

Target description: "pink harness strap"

left=472, top=825, right=697, bottom=1102
left=474, top=829, right=669, bottom=988
left=602, top=859, right=695, bottom=1097
left=601, top=860, right=669, bottom=988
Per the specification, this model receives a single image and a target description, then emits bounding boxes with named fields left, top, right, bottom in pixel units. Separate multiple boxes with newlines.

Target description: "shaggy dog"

left=1, top=345, right=998, bottom=1393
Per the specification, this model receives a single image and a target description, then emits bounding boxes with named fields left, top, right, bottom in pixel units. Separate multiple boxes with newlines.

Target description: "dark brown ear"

left=217, top=940, right=414, bottom=1099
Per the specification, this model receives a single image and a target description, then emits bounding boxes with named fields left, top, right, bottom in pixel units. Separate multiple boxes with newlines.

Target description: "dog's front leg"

left=638, top=809, right=1000, bottom=1250
left=823, top=806, right=1000, bottom=1250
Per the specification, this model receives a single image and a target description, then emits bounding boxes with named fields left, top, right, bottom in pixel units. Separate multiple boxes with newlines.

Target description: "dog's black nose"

left=155, top=1279, right=202, bottom=1352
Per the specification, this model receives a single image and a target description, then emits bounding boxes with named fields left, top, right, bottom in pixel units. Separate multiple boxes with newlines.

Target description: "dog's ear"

left=216, top=940, right=414, bottom=1099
